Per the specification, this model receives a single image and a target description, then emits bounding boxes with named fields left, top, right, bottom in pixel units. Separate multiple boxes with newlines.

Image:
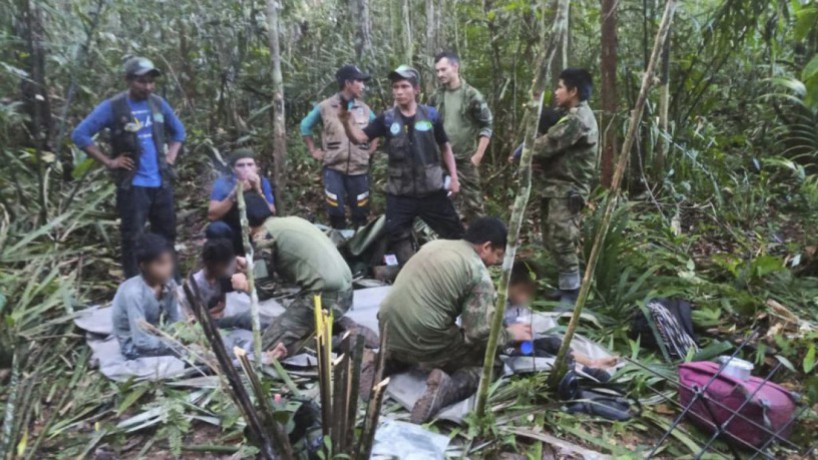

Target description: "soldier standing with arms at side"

left=429, top=51, right=493, bottom=224
left=339, top=65, right=464, bottom=265
left=530, top=68, right=598, bottom=306
left=72, top=57, right=186, bottom=278
left=300, top=65, right=378, bottom=229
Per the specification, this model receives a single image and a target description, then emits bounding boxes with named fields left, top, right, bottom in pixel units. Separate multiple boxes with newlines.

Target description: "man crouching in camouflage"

left=378, top=217, right=532, bottom=423
left=532, top=68, right=598, bottom=307
left=240, top=199, right=358, bottom=358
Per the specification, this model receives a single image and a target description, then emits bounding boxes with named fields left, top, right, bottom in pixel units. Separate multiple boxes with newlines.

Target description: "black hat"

left=387, top=65, right=420, bottom=86
left=124, top=57, right=161, bottom=78
left=228, top=148, right=256, bottom=166
left=335, top=65, right=370, bottom=85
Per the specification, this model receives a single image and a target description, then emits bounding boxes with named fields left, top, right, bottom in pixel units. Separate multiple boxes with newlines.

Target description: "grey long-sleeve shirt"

left=112, top=275, right=181, bottom=359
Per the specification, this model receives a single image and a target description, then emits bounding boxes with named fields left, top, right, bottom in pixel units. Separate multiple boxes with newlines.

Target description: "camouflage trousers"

left=261, top=288, right=354, bottom=355
left=384, top=340, right=497, bottom=388
left=541, top=196, right=583, bottom=290
left=454, top=157, right=485, bottom=225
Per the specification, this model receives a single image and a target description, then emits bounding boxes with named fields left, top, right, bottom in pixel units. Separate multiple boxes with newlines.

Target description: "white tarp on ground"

left=75, top=286, right=619, bottom=425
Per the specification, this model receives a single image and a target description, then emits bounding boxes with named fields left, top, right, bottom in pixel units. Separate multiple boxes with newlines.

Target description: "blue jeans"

left=323, top=167, right=370, bottom=229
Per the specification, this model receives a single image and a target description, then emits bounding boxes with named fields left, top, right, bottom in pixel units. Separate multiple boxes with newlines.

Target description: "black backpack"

left=630, top=298, right=698, bottom=361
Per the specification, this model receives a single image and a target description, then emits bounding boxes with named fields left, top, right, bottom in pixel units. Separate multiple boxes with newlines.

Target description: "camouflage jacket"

left=379, top=239, right=510, bottom=362
left=532, top=101, right=598, bottom=199
left=428, top=80, right=493, bottom=158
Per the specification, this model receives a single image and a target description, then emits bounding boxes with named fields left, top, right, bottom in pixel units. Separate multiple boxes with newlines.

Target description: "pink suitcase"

left=678, top=361, right=797, bottom=449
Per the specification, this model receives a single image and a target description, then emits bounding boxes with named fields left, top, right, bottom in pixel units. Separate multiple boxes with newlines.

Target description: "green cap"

left=388, top=65, right=420, bottom=86
left=124, top=57, right=161, bottom=78
left=228, top=148, right=256, bottom=166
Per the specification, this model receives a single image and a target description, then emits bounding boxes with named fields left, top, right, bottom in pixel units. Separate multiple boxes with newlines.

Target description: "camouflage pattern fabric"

left=379, top=239, right=510, bottom=367
left=532, top=101, right=598, bottom=290
left=261, top=288, right=353, bottom=354
left=532, top=101, right=598, bottom=200
left=454, top=157, right=485, bottom=224
left=540, top=197, right=582, bottom=290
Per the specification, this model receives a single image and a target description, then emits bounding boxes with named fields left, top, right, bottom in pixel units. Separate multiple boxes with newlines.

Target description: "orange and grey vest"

left=109, top=91, right=170, bottom=188
left=383, top=105, right=445, bottom=197
left=318, top=94, right=373, bottom=175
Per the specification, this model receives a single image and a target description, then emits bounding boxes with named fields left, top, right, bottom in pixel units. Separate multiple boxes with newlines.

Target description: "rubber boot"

left=558, top=288, right=579, bottom=310
left=410, top=369, right=479, bottom=424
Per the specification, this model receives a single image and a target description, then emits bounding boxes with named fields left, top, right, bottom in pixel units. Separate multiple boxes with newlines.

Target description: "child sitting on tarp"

left=112, top=233, right=182, bottom=359
left=180, top=238, right=277, bottom=330
left=505, top=261, right=617, bottom=369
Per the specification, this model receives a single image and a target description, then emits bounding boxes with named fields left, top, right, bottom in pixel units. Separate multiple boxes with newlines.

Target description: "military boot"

left=410, top=369, right=479, bottom=424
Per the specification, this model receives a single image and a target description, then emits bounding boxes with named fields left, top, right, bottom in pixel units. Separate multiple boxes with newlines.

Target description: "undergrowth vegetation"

left=1, top=0, right=817, bottom=457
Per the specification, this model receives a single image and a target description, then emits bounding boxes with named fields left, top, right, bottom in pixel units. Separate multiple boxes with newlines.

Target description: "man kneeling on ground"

left=379, top=217, right=533, bottom=423
left=241, top=199, right=368, bottom=358
left=112, top=233, right=181, bottom=359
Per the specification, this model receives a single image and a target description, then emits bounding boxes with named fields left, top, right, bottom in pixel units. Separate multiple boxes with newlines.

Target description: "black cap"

left=124, top=57, right=161, bottom=78
left=387, top=65, right=420, bottom=86
left=228, top=148, right=256, bottom=166
left=335, top=65, right=370, bottom=85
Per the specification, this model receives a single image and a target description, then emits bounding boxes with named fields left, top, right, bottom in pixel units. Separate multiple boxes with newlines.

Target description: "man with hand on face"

left=339, top=65, right=464, bottom=265
left=72, top=57, right=186, bottom=278
left=377, top=217, right=533, bottom=423
left=429, top=51, right=493, bottom=224
left=300, top=65, right=378, bottom=229
left=531, top=68, right=598, bottom=307
left=206, top=148, right=276, bottom=253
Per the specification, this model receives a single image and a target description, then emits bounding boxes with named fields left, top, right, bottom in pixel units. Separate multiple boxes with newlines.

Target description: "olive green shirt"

left=429, top=81, right=493, bottom=159
left=379, top=239, right=509, bottom=362
left=254, top=216, right=352, bottom=295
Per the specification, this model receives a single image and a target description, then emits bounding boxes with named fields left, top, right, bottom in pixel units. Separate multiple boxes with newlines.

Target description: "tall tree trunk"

left=599, top=0, right=618, bottom=188
left=549, top=0, right=677, bottom=389
left=266, top=0, right=287, bottom=208
left=401, top=0, right=414, bottom=64
left=424, top=0, right=437, bottom=94
left=17, top=0, right=52, bottom=224
left=655, top=29, right=671, bottom=176
left=351, top=0, right=373, bottom=62
left=474, top=0, right=570, bottom=421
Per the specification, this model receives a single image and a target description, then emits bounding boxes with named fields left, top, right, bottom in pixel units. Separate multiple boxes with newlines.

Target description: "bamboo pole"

left=235, top=185, right=264, bottom=371
left=548, top=0, right=678, bottom=389
left=474, top=0, right=570, bottom=420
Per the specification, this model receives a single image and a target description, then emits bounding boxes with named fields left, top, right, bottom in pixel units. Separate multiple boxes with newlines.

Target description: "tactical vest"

left=383, top=105, right=444, bottom=197
left=318, top=94, right=372, bottom=175
left=109, top=91, right=170, bottom=188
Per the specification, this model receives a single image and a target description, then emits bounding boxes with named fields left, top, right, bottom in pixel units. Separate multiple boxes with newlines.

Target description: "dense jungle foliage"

left=1, top=0, right=818, bottom=457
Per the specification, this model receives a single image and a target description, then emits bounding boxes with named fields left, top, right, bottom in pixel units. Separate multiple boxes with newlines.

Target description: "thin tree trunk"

left=549, top=0, right=678, bottom=389
left=236, top=187, right=263, bottom=371
left=599, top=0, right=618, bottom=188
left=0, top=351, right=21, bottom=459
left=474, top=0, right=570, bottom=421
left=655, top=29, right=671, bottom=176
left=401, top=0, right=413, bottom=64
left=352, top=0, right=373, bottom=61
left=266, top=0, right=287, bottom=209
left=424, top=0, right=437, bottom=94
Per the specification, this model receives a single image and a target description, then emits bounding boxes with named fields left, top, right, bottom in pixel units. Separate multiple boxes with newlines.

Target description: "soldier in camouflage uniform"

left=429, top=52, right=493, bottom=224
left=378, top=218, right=532, bottom=423
left=532, top=68, right=598, bottom=306
left=242, top=200, right=355, bottom=357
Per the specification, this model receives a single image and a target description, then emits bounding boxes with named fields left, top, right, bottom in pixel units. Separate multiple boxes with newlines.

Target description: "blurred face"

left=553, top=79, right=578, bottom=108
left=476, top=242, right=505, bottom=267
left=508, top=282, right=535, bottom=307
left=392, top=80, right=418, bottom=107
left=141, top=252, right=174, bottom=283
left=435, top=58, right=459, bottom=86
left=344, top=79, right=366, bottom=99
left=233, top=158, right=258, bottom=181
left=127, top=75, right=156, bottom=101
left=206, top=260, right=232, bottom=279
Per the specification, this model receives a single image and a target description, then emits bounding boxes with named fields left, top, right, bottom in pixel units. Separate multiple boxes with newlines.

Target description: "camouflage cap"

left=124, top=57, right=161, bottom=78
left=228, top=148, right=256, bottom=166
left=388, top=65, right=420, bottom=86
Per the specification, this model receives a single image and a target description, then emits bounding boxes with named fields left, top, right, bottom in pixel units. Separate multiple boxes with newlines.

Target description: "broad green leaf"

left=804, top=344, right=816, bottom=374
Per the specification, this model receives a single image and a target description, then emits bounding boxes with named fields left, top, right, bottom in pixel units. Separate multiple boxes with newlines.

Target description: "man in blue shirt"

left=206, top=148, right=276, bottom=253
left=72, top=57, right=186, bottom=278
